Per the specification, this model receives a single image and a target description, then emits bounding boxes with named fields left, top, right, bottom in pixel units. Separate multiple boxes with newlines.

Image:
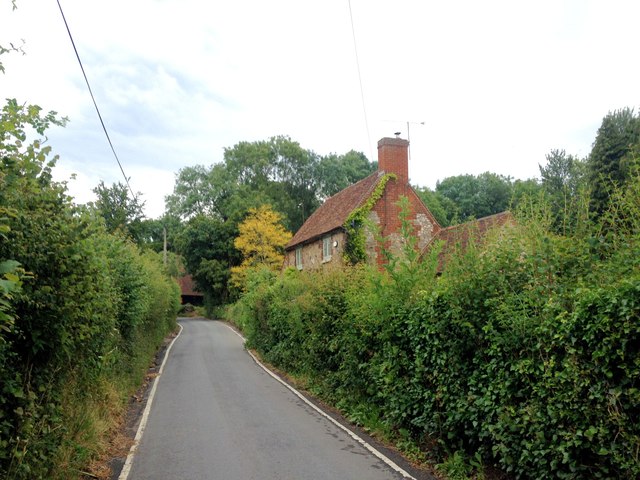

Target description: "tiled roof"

left=178, top=274, right=203, bottom=297
left=424, top=211, right=514, bottom=268
left=286, top=171, right=385, bottom=249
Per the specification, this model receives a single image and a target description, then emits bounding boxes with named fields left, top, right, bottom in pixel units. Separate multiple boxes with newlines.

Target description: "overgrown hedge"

left=229, top=185, right=640, bottom=479
left=0, top=100, right=181, bottom=478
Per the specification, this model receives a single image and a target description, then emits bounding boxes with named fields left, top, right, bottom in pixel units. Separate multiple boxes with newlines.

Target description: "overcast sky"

left=2, top=0, right=639, bottom=218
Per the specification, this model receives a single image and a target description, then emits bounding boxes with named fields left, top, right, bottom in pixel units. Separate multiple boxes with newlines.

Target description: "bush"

left=0, top=100, right=180, bottom=479
left=231, top=185, right=640, bottom=479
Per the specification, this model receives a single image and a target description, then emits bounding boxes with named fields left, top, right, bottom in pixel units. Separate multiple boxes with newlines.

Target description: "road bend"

left=126, top=318, right=424, bottom=480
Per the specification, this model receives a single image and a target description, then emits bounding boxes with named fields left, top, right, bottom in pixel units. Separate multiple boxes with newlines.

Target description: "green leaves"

left=0, top=97, right=180, bottom=478
left=588, top=107, right=640, bottom=217
left=343, top=173, right=395, bottom=265
left=234, top=180, right=640, bottom=479
left=90, top=180, right=146, bottom=242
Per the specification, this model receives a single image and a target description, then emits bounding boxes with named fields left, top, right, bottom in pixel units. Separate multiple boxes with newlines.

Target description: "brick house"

left=283, top=135, right=515, bottom=270
left=283, top=136, right=442, bottom=269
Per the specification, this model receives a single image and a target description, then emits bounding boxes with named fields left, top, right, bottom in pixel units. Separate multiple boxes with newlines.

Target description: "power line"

left=347, top=0, right=374, bottom=162
left=55, top=0, right=136, bottom=200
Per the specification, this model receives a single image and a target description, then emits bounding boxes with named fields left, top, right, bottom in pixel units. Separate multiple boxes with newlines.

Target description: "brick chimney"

left=377, top=137, right=409, bottom=183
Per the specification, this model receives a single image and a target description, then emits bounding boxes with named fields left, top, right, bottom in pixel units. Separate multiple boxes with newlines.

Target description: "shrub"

left=0, top=100, right=180, bottom=478
left=231, top=186, right=640, bottom=479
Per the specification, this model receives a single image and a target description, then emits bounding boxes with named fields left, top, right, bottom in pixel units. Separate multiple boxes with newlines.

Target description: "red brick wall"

left=378, top=137, right=409, bottom=183
left=370, top=157, right=442, bottom=266
left=284, top=137, right=442, bottom=269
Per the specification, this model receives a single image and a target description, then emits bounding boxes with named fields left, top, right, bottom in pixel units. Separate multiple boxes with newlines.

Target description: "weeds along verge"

left=228, top=183, right=640, bottom=479
left=0, top=102, right=181, bottom=479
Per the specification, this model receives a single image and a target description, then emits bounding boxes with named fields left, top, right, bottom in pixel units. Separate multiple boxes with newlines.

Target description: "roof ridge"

left=441, top=210, right=513, bottom=232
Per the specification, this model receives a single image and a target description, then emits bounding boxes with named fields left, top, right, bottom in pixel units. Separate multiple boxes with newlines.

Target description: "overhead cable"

left=55, top=0, right=136, bottom=200
left=347, top=0, right=374, bottom=162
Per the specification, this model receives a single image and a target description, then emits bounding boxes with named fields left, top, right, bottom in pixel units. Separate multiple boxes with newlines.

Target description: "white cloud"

left=2, top=0, right=639, bottom=216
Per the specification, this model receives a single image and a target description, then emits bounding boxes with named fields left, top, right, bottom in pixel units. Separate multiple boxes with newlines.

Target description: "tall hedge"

left=0, top=100, right=180, bottom=478
left=231, top=181, right=640, bottom=479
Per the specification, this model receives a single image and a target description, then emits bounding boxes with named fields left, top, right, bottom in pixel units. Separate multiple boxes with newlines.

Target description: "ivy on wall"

left=343, top=173, right=396, bottom=265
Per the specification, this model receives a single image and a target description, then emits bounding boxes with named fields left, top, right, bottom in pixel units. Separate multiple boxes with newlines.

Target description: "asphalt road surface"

left=126, top=318, right=424, bottom=480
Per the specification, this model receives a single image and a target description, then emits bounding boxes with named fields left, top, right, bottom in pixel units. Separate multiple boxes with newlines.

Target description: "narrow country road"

left=126, top=318, right=427, bottom=480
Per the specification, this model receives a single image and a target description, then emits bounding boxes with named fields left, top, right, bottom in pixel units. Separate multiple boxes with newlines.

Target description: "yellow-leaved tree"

left=230, top=205, right=292, bottom=290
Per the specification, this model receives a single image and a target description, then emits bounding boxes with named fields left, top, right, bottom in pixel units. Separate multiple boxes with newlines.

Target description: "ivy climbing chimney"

left=377, top=137, right=409, bottom=183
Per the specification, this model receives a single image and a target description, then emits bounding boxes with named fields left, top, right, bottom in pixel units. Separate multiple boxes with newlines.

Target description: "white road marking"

left=224, top=323, right=417, bottom=480
left=118, top=322, right=184, bottom=480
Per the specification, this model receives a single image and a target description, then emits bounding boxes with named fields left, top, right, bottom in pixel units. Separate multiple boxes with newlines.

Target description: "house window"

left=295, top=247, right=303, bottom=270
left=322, top=235, right=332, bottom=262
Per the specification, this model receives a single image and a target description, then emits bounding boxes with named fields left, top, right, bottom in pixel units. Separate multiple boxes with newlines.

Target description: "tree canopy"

left=91, top=180, right=146, bottom=241
left=588, top=107, right=640, bottom=216
left=435, top=172, right=514, bottom=221
left=166, top=135, right=375, bottom=232
left=539, top=149, right=587, bottom=233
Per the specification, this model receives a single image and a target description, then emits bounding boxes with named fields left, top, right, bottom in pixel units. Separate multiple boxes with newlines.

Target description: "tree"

left=174, top=215, right=241, bottom=307
left=223, top=136, right=321, bottom=232
left=166, top=137, right=375, bottom=233
left=539, top=149, right=586, bottom=232
left=135, top=214, right=182, bottom=253
left=414, top=186, right=457, bottom=227
left=230, top=205, right=292, bottom=291
left=436, top=172, right=513, bottom=221
left=316, top=150, right=376, bottom=198
left=91, top=180, right=146, bottom=242
left=165, top=163, right=237, bottom=220
left=588, top=107, right=640, bottom=216
left=511, top=178, right=542, bottom=209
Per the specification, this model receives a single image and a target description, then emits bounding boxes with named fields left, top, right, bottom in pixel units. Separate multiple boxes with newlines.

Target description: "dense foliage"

left=166, top=136, right=376, bottom=307
left=91, top=180, right=146, bottom=242
left=435, top=172, right=514, bottom=221
left=588, top=107, right=640, bottom=217
left=229, top=205, right=291, bottom=290
left=165, top=136, right=376, bottom=232
left=228, top=173, right=640, bottom=478
left=0, top=100, right=180, bottom=479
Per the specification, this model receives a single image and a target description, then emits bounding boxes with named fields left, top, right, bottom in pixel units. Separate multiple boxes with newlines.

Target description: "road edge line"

left=118, top=322, right=184, bottom=480
left=224, top=323, right=417, bottom=480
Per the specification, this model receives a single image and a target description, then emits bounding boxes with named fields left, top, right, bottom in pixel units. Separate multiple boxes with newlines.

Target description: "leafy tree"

left=316, top=150, right=376, bottom=198
left=91, top=180, right=146, bottom=242
left=1, top=23, right=180, bottom=474
left=165, top=163, right=237, bottom=220
left=223, top=136, right=320, bottom=231
left=174, top=215, right=241, bottom=307
left=166, top=136, right=374, bottom=304
left=414, top=186, right=457, bottom=227
left=436, top=172, right=513, bottom=220
left=588, top=107, right=640, bottom=216
left=539, top=149, right=587, bottom=232
left=510, top=178, right=542, bottom=210
left=230, top=205, right=292, bottom=290
left=166, top=136, right=374, bottom=232
left=0, top=98, right=116, bottom=476
left=136, top=214, right=182, bottom=253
